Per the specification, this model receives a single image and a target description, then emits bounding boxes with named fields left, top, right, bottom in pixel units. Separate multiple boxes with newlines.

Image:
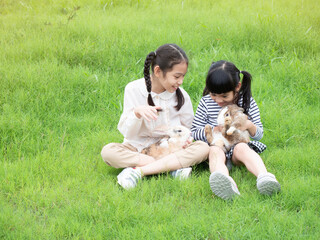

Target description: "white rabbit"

left=141, top=125, right=193, bottom=159
left=205, top=104, right=250, bottom=152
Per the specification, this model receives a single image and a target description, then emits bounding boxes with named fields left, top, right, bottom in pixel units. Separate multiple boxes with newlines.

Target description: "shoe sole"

left=117, top=177, right=133, bottom=190
left=179, top=168, right=192, bottom=180
left=117, top=168, right=141, bottom=190
left=209, top=172, right=240, bottom=200
left=257, top=179, right=281, bottom=195
left=171, top=167, right=192, bottom=180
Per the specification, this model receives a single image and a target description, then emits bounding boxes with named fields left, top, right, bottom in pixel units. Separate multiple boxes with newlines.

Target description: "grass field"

left=1, top=0, right=319, bottom=239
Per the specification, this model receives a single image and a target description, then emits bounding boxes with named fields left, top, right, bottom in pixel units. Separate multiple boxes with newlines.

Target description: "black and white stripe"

left=191, top=95, right=264, bottom=142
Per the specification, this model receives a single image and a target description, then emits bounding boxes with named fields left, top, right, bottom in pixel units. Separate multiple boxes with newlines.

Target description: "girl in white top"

left=101, top=44, right=209, bottom=189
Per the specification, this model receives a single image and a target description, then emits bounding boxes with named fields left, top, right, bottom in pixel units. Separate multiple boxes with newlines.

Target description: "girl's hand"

left=134, top=105, right=162, bottom=122
left=239, top=120, right=257, bottom=136
left=183, top=136, right=193, bottom=149
left=239, top=120, right=254, bottom=131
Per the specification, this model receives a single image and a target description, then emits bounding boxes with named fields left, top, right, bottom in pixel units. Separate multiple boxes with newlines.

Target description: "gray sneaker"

left=257, top=172, right=281, bottom=195
left=209, top=172, right=240, bottom=200
left=117, top=167, right=142, bottom=190
left=170, top=167, right=192, bottom=180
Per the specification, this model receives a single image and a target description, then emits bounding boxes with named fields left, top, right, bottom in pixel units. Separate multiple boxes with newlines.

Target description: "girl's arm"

left=243, top=120, right=258, bottom=138
left=247, top=98, right=264, bottom=141
left=191, top=97, right=209, bottom=142
left=117, top=84, right=144, bottom=138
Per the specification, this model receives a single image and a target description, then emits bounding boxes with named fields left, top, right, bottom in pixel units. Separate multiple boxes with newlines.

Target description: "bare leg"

left=139, top=153, right=182, bottom=176
left=231, top=143, right=267, bottom=177
left=232, top=143, right=281, bottom=195
left=209, top=146, right=229, bottom=175
left=208, top=146, right=240, bottom=200
left=136, top=154, right=157, bottom=167
left=137, top=141, right=209, bottom=176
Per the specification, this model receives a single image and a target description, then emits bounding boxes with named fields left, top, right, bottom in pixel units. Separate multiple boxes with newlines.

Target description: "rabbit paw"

left=226, top=126, right=236, bottom=135
left=205, top=125, right=213, bottom=144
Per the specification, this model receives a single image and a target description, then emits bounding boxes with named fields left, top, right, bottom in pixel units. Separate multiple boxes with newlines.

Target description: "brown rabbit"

left=205, top=104, right=250, bottom=152
left=141, top=125, right=193, bottom=159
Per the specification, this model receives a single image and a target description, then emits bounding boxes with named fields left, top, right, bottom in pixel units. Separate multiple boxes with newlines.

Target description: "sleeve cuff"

left=251, top=126, right=263, bottom=141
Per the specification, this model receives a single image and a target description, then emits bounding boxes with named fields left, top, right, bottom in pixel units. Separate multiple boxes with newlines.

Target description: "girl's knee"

left=101, top=143, right=117, bottom=164
left=209, top=145, right=225, bottom=155
left=193, top=141, right=210, bottom=160
left=186, top=141, right=210, bottom=157
left=209, top=145, right=226, bottom=163
left=233, top=142, right=251, bottom=156
left=177, top=141, right=209, bottom=166
left=101, top=143, right=139, bottom=168
left=195, top=140, right=210, bottom=153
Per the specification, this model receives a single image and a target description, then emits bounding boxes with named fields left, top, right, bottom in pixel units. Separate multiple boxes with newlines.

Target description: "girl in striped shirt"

left=191, top=60, right=281, bottom=200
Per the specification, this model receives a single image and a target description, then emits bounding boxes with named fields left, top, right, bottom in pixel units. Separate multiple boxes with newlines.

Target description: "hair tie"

left=239, top=70, right=242, bottom=74
left=154, top=51, right=157, bottom=57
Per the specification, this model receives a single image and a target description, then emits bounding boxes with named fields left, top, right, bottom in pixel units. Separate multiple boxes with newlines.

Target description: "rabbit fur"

left=141, top=125, right=193, bottom=159
left=205, top=104, right=250, bottom=153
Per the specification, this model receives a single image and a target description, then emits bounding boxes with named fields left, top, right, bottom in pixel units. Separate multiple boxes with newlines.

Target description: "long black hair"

left=143, top=44, right=188, bottom=111
left=203, top=60, right=252, bottom=114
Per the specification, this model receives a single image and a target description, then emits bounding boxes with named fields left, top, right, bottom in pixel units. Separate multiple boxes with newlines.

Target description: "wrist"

left=248, top=120, right=255, bottom=129
left=248, top=121, right=257, bottom=136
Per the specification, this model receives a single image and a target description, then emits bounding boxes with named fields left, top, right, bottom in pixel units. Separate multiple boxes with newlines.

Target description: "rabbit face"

left=217, top=106, right=229, bottom=125
left=167, top=126, right=191, bottom=142
left=217, top=105, right=245, bottom=126
left=142, top=125, right=192, bottom=159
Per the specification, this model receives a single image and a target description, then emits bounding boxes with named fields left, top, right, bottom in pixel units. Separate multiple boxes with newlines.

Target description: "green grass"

left=1, top=0, right=319, bottom=239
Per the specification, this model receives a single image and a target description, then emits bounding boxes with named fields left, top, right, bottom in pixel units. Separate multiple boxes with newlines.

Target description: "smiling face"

left=152, top=62, right=188, bottom=93
left=210, top=91, right=236, bottom=107
left=209, top=82, right=241, bottom=107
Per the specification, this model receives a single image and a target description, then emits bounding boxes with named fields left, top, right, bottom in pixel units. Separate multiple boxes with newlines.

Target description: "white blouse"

left=118, top=78, right=194, bottom=152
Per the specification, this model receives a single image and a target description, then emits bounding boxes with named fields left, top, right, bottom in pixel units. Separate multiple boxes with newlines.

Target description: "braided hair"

left=143, top=44, right=188, bottom=111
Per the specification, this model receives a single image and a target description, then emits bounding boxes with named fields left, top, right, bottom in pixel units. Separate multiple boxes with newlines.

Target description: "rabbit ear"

left=217, top=107, right=228, bottom=125
left=228, top=104, right=244, bottom=114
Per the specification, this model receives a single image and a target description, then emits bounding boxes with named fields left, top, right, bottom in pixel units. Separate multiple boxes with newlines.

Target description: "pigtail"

left=175, top=88, right=185, bottom=111
left=144, top=52, right=156, bottom=106
left=239, top=70, right=252, bottom=115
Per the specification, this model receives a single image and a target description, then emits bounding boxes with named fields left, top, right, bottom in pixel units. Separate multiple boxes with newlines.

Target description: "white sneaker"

left=209, top=172, right=240, bottom=200
left=117, top=167, right=142, bottom=190
left=257, top=172, right=281, bottom=195
left=170, top=167, right=192, bottom=180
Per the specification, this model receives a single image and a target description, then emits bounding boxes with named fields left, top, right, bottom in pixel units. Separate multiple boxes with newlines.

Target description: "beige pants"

left=101, top=141, right=209, bottom=169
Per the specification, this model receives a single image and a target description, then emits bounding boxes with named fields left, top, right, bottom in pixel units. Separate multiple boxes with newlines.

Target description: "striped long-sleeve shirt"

left=191, top=95, right=264, bottom=143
